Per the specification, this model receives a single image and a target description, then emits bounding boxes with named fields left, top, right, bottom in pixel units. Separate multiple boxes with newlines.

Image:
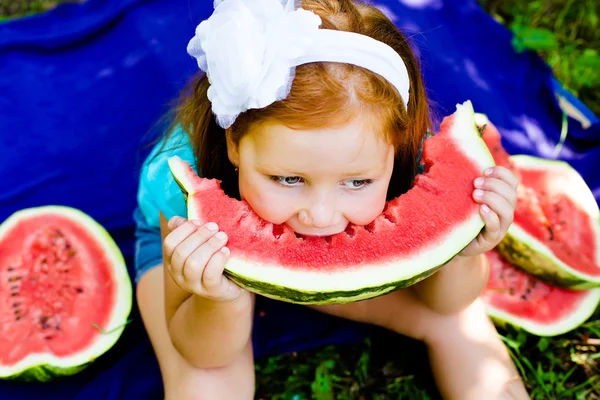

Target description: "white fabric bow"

left=187, top=0, right=322, bottom=129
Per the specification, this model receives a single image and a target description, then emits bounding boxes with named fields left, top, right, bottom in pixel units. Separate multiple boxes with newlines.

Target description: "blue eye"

left=272, top=176, right=304, bottom=186
left=343, top=179, right=372, bottom=189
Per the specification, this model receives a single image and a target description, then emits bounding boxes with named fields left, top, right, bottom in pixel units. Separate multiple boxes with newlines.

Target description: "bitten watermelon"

left=167, top=101, right=495, bottom=304
left=0, top=206, right=132, bottom=382
left=482, top=250, right=600, bottom=337
left=480, top=119, right=600, bottom=289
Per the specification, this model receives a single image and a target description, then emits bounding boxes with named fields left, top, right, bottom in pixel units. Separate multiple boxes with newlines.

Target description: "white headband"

left=187, top=0, right=411, bottom=129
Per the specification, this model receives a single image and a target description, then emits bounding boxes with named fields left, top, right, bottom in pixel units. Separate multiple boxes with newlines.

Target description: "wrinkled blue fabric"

left=0, top=0, right=598, bottom=398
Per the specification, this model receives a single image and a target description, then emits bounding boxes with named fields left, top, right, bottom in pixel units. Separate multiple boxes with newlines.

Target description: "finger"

left=163, top=221, right=202, bottom=260
left=479, top=205, right=501, bottom=243
left=171, top=222, right=219, bottom=275
left=168, top=216, right=188, bottom=232
left=474, top=177, right=517, bottom=208
left=182, top=231, right=228, bottom=287
left=484, top=166, right=519, bottom=190
left=202, top=247, right=241, bottom=301
left=474, top=191, right=514, bottom=233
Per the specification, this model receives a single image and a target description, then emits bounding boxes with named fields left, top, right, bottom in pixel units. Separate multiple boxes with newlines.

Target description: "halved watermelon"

left=0, top=206, right=132, bottom=382
left=481, top=250, right=600, bottom=337
left=480, top=120, right=600, bottom=289
left=167, top=101, right=495, bottom=304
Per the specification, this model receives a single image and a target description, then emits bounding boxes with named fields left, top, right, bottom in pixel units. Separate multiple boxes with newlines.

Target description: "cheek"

left=345, top=185, right=389, bottom=226
left=238, top=172, right=295, bottom=225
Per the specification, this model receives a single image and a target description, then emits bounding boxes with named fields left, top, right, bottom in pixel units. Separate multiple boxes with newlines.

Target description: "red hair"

left=168, top=0, right=432, bottom=200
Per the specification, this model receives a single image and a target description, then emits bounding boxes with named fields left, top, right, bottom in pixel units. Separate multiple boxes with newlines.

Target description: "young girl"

left=134, top=0, right=529, bottom=399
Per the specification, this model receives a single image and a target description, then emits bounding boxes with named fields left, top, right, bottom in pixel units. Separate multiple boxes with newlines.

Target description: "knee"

left=421, top=295, right=477, bottom=317
left=163, top=362, right=256, bottom=400
left=420, top=298, right=491, bottom=347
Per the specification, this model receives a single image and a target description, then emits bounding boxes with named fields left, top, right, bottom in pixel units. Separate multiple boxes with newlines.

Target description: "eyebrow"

left=256, top=163, right=382, bottom=178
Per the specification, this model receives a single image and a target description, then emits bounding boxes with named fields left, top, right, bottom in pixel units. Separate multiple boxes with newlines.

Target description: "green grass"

left=0, top=0, right=79, bottom=21
left=255, top=334, right=438, bottom=400
left=479, top=0, right=600, bottom=117
left=255, top=320, right=600, bottom=399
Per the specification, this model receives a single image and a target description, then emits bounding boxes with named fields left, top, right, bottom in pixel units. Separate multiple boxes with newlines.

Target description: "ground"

left=2, top=0, right=600, bottom=399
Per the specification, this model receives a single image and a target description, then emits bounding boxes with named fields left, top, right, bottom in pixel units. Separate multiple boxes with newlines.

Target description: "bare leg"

left=312, top=289, right=529, bottom=400
left=423, top=298, right=528, bottom=400
left=136, top=266, right=255, bottom=400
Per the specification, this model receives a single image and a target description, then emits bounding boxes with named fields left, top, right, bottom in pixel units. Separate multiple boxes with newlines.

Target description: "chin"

left=286, top=223, right=348, bottom=238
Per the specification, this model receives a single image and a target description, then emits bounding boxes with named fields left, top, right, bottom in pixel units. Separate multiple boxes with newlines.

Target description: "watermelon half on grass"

left=482, top=250, right=600, bottom=337
left=480, top=119, right=600, bottom=289
left=166, top=101, right=495, bottom=305
left=0, top=206, right=132, bottom=382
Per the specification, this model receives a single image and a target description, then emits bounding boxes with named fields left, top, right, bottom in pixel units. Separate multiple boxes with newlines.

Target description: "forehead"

left=241, top=115, right=393, bottom=174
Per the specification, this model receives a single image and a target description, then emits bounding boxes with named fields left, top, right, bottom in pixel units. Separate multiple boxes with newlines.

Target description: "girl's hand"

left=459, top=166, right=519, bottom=258
left=163, top=216, right=244, bottom=302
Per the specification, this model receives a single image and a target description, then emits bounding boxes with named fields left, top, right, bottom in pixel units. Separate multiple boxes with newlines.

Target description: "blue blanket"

left=1, top=0, right=598, bottom=398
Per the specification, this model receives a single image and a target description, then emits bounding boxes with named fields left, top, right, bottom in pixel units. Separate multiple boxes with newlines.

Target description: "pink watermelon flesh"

left=175, top=111, right=483, bottom=271
left=517, top=167, right=598, bottom=275
left=482, top=123, right=599, bottom=277
left=0, top=213, right=116, bottom=366
left=483, top=250, right=594, bottom=326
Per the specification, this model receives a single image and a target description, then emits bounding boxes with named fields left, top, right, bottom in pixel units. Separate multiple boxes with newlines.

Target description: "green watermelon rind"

left=168, top=101, right=497, bottom=304
left=496, top=155, right=600, bottom=289
left=226, top=258, right=450, bottom=305
left=0, top=205, right=133, bottom=381
left=485, top=287, right=600, bottom=337
left=1, top=363, right=88, bottom=383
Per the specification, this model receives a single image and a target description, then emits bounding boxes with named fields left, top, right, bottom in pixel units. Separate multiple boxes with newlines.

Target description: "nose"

left=298, top=192, right=341, bottom=229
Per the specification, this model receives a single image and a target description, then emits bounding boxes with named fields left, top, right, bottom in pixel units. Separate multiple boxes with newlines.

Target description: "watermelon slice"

left=480, top=120, right=600, bottom=289
left=0, top=206, right=132, bottom=382
left=482, top=250, right=600, bottom=337
left=167, top=101, right=495, bottom=304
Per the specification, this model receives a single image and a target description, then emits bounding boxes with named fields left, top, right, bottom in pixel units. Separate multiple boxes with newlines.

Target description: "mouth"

left=292, top=229, right=345, bottom=239
left=285, top=223, right=348, bottom=239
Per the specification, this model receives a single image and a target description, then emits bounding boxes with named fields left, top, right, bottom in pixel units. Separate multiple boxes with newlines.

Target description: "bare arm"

left=412, top=254, right=490, bottom=315
left=160, top=212, right=254, bottom=369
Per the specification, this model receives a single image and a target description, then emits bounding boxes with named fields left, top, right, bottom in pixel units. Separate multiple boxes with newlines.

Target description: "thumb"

left=168, top=216, right=187, bottom=231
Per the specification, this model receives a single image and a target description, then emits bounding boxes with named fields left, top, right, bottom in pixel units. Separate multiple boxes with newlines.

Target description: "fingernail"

left=474, top=177, right=484, bottom=188
left=220, top=246, right=230, bottom=255
left=481, top=204, right=490, bottom=213
left=205, top=222, right=218, bottom=231
left=191, top=219, right=203, bottom=226
left=474, top=189, right=484, bottom=198
left=215, top=231, right=227, bottom=240
left=483, top=168, right=493, bottom=176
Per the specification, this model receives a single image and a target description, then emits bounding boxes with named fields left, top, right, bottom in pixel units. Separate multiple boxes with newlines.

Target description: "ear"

left=225, top=129, right=240, bottom=168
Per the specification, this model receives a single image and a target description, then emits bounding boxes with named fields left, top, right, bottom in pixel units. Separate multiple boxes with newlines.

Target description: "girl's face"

left=227, top=115, right=395, bottom=237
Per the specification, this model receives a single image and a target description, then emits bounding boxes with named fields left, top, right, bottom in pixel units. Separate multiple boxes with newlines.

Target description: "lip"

left=291, top=229, right=345, bottom=238
left=285, top=222, right=348, bottom=238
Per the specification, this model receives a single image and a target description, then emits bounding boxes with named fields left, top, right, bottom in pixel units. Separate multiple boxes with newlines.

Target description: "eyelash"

left=270, top=176, right=373, bottom=190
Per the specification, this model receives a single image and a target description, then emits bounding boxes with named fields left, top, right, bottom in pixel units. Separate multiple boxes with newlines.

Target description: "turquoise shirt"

left=137, top=125, right=197, bottom=228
